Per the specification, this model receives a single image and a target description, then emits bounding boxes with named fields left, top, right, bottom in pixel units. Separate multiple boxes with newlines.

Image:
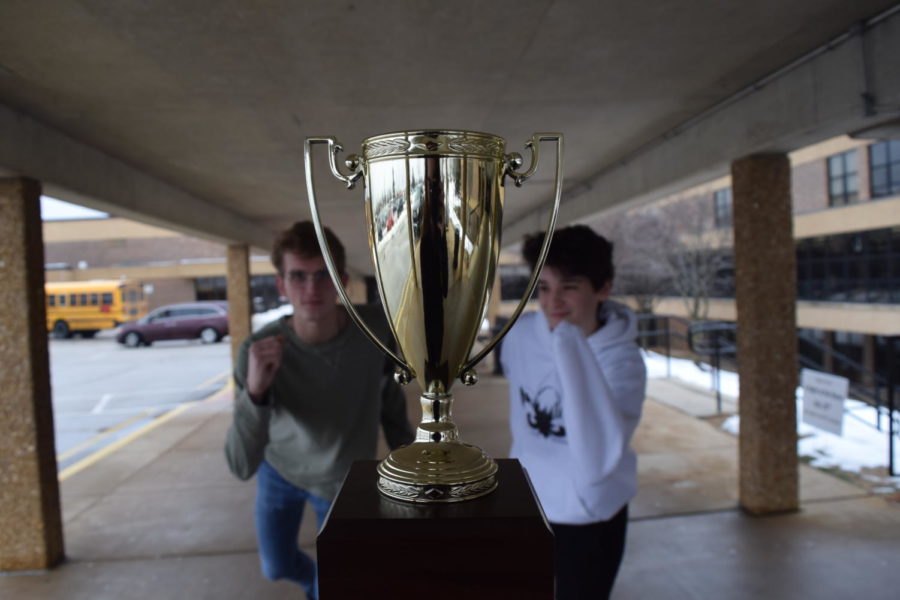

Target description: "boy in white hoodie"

left=501, top=225, right=647, bottom=600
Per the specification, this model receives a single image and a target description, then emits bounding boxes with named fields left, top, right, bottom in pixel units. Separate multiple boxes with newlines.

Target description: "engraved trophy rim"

left=361, top=129, right=507, bottom=162
left=362, top=128, right=505, bottom=143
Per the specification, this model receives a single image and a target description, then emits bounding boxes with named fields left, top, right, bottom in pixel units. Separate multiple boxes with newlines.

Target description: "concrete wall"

left=630, top=297, right=900, bottom=337
left=44, top=236, right=228, bottom=271
left=145, top=278, right=198, bottom=310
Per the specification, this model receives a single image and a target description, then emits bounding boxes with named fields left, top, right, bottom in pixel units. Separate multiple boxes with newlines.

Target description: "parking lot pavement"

left=49, top=330, right=232, bottom=472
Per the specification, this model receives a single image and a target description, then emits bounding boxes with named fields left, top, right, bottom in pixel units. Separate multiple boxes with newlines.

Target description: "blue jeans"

left=255, top=460, right=332, bottom=599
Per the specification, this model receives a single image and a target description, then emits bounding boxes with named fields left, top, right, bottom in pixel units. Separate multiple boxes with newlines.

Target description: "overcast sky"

left=41, top=196, right=109, bottom=221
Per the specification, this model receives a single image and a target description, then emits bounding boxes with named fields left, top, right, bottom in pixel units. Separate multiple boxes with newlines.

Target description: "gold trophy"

left=305, top=130, right=562, bottom=502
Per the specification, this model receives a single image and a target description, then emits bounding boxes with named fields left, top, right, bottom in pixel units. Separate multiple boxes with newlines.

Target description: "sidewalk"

left=2, top=376, right=898, bottom=599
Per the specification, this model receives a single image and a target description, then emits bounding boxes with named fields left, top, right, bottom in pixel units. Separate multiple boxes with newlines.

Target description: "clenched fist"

left=246, top=335, right=285, bottom=403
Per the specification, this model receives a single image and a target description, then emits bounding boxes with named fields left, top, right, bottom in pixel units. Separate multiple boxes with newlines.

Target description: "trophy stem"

left=415, top=393, right=459, bottom=442
left=377, top=392, right=498, bottom=503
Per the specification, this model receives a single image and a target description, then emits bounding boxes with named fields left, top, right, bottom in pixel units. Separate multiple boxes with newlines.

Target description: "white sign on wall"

left=801, top=368, right=849, bottom=436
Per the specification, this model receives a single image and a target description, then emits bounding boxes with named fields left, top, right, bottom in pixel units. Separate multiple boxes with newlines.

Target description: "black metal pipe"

left=888, top=336, right=896, bottom=476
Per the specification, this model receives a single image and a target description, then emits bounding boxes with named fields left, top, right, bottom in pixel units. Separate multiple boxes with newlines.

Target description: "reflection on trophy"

left=305, top=130, right=562, bottom=503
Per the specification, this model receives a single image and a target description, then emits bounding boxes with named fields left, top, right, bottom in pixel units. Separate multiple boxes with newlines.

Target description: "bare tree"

left=598, top=210, right=676, bottom=314
left=660, top=199, right=731, bottom=321
left=597, top=195, right=732, bottom=321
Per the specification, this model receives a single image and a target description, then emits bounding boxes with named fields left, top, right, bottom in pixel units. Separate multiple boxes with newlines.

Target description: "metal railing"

left=635, top=314, right=737, bottom=414
left=636, top=314, right=899, bottom=475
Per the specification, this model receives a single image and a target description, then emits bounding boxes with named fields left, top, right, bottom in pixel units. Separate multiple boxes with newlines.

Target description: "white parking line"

left=91, top=393, right=113, bottom=414
left=57, top=385, right=224, bottom=403
left=58, top=379, right=234, bottom=481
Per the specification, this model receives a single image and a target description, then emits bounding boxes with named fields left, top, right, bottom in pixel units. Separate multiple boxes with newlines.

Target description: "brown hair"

left=271, top=220, right=346, bottom=276
left=522, top=225, right=614, bottom=290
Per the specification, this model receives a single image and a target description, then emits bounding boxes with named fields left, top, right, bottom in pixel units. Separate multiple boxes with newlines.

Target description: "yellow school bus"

left=45, top=280, right=149, bottom=338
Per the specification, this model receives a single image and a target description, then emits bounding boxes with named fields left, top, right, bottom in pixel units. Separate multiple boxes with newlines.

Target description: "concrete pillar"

left=226, top=244, right=251, bottom=365
left=487, top=270, right=502, bottom=328
left=731, top=154, right=799, bottom=514
left=0, top=178, right=65, bottom=569
left=345, top=275, right=367, bottom=305
left=484, top=271, right=503, bottom=373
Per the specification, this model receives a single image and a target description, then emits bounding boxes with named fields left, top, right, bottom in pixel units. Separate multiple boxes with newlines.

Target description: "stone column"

left=487, top=271, right=502, bottom=328
left=226, top=244, right=252, bottom=365
left=487, top=271, right=502, bottom=373
left=731, top=154, right=799, bottom=514
left=0, top=178, right=65, bottom=569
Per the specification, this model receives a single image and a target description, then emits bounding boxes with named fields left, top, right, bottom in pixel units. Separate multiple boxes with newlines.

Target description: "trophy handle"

left=459, top=133, right=563, bottom=381
left=304, top=137, right=415, bottom=383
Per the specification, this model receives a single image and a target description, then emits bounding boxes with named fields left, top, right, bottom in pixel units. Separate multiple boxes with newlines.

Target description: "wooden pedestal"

left=317, top=458, right=554, bottom=599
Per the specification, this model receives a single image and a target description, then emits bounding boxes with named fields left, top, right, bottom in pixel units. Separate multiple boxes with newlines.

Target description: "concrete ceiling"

left=1, top=1, right=899, bottom=273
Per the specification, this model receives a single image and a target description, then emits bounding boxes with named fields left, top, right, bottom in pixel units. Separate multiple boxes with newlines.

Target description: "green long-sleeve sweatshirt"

left=224, top=305, right=414, bottom=500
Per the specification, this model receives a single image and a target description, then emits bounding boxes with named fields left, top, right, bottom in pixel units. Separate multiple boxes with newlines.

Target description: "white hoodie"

left=501, top=300, right=647, bottom=525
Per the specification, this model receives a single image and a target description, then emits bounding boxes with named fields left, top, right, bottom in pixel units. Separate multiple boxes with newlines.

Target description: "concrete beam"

left=43, top=218, right=183, bottom=243
left=794, top=195, right=900, bottom=238
left=628, top=297, right=900, bottom=337
left=504, top=10, right=900, bottom=242
left=0, top=102, right=273, bottom=251
left=43, top=258, right=276, bottom=283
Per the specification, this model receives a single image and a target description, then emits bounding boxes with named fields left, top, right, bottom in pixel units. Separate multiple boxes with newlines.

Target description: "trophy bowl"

left=306, top=130, right=563, bottom=502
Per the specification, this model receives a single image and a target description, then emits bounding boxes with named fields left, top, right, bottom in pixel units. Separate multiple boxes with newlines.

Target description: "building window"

left=827, top=149, right=859, bottom=206
left=499, top=263, right=534, bottom=301
left=870, top=139, right=900, bottom=198
left=795, top=226, right=900, bottom=304
left=195, top=276, right=227, bottom=302
left=713, top=188, right=732, bottom=228
left=195, top=275, right=281, bottom=312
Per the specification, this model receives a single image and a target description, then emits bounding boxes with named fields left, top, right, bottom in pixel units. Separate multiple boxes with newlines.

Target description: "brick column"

left=0, top=178, right=65, bottom=569
left=731, top=154, right=799, bottom=514
left=226, top=244, right=252, bottom=365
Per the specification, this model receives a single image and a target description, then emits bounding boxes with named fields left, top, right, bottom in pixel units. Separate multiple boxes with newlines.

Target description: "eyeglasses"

left=286, top=269, right=330, bottom=285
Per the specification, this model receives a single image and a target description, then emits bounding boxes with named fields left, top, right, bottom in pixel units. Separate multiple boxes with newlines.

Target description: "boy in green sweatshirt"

left=225, top=221, right=413, bottom=600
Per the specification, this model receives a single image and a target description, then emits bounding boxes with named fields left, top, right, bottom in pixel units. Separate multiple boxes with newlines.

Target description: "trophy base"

left=377, top=441, right=498, bottom=503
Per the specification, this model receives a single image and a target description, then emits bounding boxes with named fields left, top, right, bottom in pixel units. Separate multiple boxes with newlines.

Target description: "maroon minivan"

left=116, top=301, right=229, bottom=347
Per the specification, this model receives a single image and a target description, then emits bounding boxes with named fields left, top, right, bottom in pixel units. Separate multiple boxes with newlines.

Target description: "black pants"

left=550, top=505, right=629, bottom=600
